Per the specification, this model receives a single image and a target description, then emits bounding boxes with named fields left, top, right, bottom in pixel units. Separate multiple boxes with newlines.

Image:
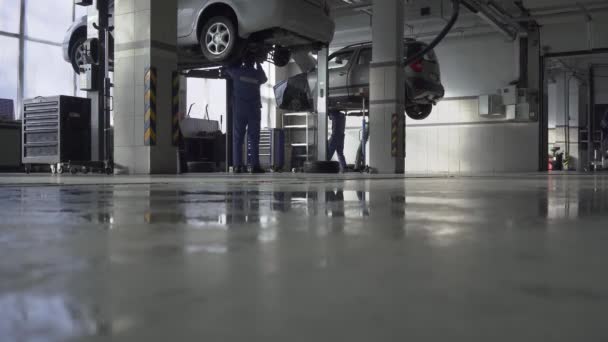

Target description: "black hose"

left=404, top=0, right=461, bottom=67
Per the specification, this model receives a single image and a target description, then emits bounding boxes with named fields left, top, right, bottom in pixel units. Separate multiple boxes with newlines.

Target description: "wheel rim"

left=74, top=43, right=87, bottom=68
left=205, top=22, right=231, bottom=56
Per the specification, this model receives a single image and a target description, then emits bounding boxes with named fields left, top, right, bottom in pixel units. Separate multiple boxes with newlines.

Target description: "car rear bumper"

left=407, top=77, right=445, bottom=104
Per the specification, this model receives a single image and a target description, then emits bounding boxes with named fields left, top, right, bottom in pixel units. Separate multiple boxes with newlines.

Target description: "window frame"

left=328, top=50, right=356, bottom=70
left=0, top=0, right=78, bottom=119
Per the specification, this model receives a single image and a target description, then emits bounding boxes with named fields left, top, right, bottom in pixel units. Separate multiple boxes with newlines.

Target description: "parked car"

left=63, top=0, right=335, bottom=72
left=276, top=39, right=445, bottom=120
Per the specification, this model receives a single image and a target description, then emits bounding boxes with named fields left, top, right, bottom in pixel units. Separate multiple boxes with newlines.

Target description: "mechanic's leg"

left=247, top=107, right=262, bottom=168
left=232, top=104, right=247, bottom=169
left=327, top=134, right=337, bottom=161
left=336, top=133, right=347, bottom=170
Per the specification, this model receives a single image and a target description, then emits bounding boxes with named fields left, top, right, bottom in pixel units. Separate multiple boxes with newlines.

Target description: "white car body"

left=177, top=0, right=335, bottom=48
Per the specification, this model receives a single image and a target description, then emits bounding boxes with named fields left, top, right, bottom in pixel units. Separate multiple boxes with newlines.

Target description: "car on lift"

left=277, top=39, right=445, bottom=120
left=63, top=0, right=335, bottom=72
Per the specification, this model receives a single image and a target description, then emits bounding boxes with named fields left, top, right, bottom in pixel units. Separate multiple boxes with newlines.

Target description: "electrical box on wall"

left=501, top=85, right=517, bottom=106
left=516, top=89, right=539, bottom=121
left=479, top=94, right=504, bottom=117
left=482, top=86, right=539, bottom=121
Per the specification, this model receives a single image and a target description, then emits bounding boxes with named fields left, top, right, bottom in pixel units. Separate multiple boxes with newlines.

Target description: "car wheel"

left=273, top=47, right=291, bottom=67
left=200, top=16, right=242, bottom=63
left=405, top=104, right=433, bottom=120
left=70, top=35, right=88, bottom=74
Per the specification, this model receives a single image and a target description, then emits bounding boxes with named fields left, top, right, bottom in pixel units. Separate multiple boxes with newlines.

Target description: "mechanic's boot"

left=249, top=165, right=266, bottom=174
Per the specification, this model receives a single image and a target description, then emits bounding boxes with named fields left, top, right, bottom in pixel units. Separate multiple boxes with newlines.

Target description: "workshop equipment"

left=249, top=128, right=285, bottom=172
left=0, top=99, right=15, bottom=121
left=178, top=111, right=224, bottom=173
left=0, top=120, right=21, bottom=171
left=22, top=96, right=92, bottom=174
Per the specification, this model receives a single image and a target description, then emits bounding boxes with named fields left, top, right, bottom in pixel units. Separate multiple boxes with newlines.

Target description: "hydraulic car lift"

left=61, top=0, right=114, bottom=175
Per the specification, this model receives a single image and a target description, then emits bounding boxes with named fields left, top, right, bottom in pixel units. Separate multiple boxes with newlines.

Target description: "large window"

left=0, top=36, right=19, bottom=112
left=25, top=0, right=73, bottom=42
left=187, top=62, right=278, bottom=131
left=24, top=41, right=75, bottom=98
left=0, top=0, right=21, bottom=33
left=0, top=0, right=78, bottom=119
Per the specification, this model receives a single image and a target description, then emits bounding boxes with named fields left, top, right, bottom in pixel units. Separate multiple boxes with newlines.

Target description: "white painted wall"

left=403, top=98, right=539, bottom=173
left=339, top=32, right=538, bottom=174
left=541, top=13, right=608, bottom=54
left=434, top=33, right=518, bottom=98
left=596, top=66, right=608, bottom=105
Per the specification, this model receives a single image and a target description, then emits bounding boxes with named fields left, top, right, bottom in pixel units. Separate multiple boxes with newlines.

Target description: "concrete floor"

left=1, top=173, right=608, bottom=341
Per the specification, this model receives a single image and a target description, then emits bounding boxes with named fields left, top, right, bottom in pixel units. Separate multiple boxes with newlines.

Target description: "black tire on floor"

left=187, top=162, right=216, bottom=173
left=303, top=161, right=341, bottom=174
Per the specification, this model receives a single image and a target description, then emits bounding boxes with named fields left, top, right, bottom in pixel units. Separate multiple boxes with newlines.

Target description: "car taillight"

left=410, top=60, right=424, bottom=73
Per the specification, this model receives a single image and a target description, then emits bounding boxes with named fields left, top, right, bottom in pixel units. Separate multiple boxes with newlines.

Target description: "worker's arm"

left=256, top=62, right=268, bottom=85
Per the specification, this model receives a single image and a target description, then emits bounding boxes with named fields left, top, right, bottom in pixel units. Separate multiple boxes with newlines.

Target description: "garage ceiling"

left=329, top=0, right=608, bottom=47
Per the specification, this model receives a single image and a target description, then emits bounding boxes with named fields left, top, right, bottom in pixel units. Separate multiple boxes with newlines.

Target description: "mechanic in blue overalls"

left=225, top=55, right=268, bottom=174
left=327, top=109, right=347, bottom=172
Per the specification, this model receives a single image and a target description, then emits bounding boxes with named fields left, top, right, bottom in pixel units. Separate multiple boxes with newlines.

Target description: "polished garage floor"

left=1, top=173, right=608, bottom=341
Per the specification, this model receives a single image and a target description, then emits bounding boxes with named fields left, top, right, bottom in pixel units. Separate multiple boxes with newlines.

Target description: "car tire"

left=406, top=104, right=433, bottom=120
left=273, top=47, right=291, bottom=67
left=303, top=161, right=341, bottom=174
left=69, top=34, right=87, bottom=74
left=200, top=16, right=242, bottom=64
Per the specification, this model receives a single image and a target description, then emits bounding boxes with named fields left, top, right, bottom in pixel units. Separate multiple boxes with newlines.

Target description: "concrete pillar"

left=113, top=0, right=178, bottom=174
left=369, top=0, right=405, bottom=174
left=316, top=48, right=329, bottom=161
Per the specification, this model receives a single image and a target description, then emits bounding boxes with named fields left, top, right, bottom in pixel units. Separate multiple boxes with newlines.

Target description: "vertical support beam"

left=369, top=0, right=405, bottom=174
left=114, top=0, right=178, bottom=174
left=587, top=66, right=595, bottom=170
left=85, top=2, right=103, bottom=162
left=316, top=48, right=329, bottom=161
left=226, top=79, right=233, bottom=172
left=16, top=0, right=25, bottom=120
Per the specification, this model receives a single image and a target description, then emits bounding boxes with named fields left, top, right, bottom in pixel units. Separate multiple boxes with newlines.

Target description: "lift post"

left=315, top=48, right=329, bottom=161
left=70, top=0, right=113, bottom=174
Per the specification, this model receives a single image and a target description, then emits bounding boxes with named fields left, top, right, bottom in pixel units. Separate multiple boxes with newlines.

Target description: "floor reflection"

left=2, top=175, right=608, bottom=339
left=0, top=294, right=102, bottom=340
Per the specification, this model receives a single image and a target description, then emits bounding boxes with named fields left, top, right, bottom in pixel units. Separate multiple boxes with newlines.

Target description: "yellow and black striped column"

left=171, top=71, right=181, bottom=146
left=144, top=67, right=158, bottom=146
